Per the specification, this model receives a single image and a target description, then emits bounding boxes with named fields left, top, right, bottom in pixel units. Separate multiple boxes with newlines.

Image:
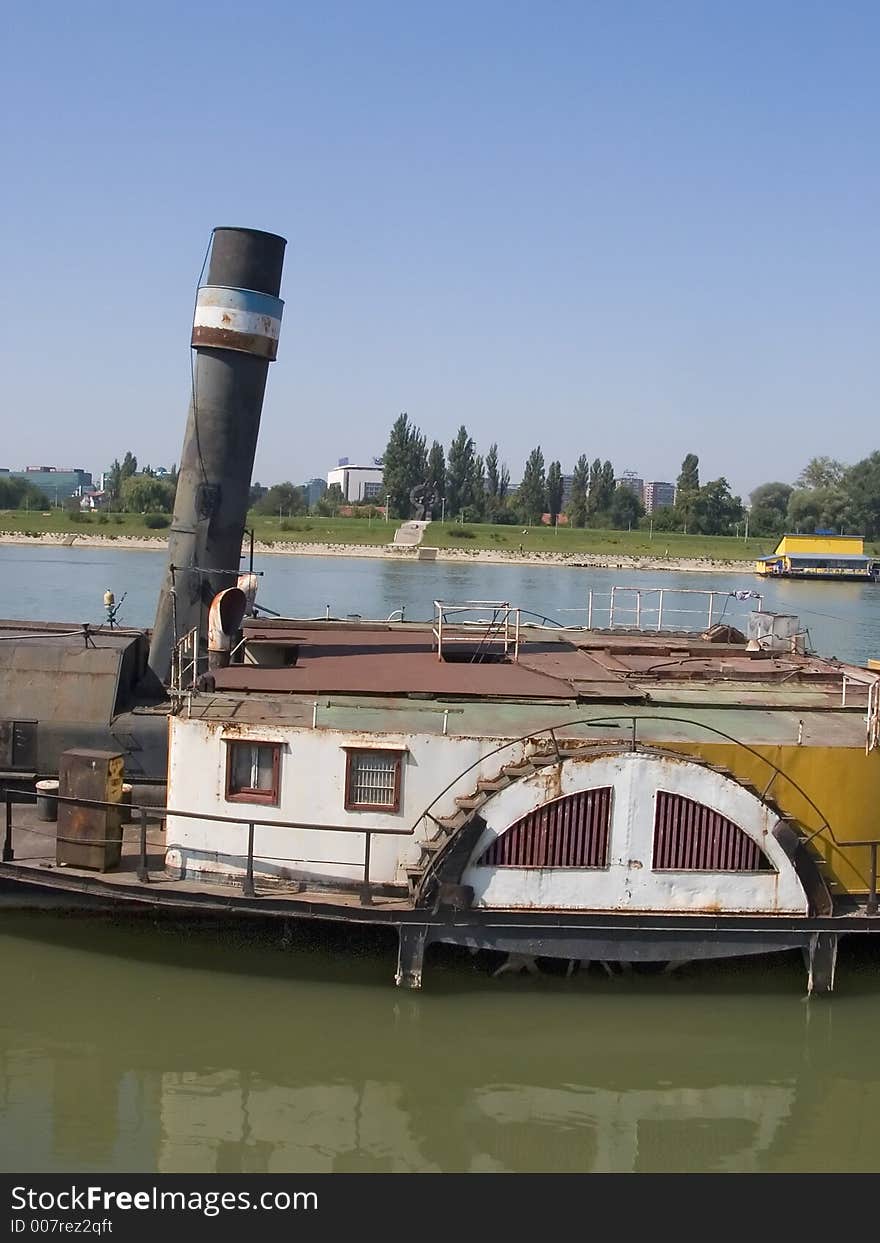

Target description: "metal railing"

left=171, top=626, right=201, bottom=695
left=585, top=587, right=764, bottom=633
left=432, top=600, right=521, bottom=662
left=1, top=787, right=411, bottom=905
left=867, top=680, right=880, bottom=754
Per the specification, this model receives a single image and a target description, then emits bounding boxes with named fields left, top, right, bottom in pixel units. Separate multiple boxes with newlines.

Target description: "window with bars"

left=344, top=749, right=404, bottom=812
left=652, top=791, right=773, bottom=871
left=225, top=741, right=281, bottom=805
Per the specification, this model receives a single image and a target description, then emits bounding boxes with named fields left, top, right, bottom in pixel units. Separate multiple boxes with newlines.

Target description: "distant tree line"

left=378, top=412, right=646, bottom=528
left=101, top=452, right=178, bottom=514
left=647, top=454, right=745, bottom=537
left=376, top=413, right=748, bottom=534
left=1, top=449, right=181, bottom=515
left=249, top=480, right=345, bottom=519
left=379, top=414, right=880, bottom=541
left=0, top=476, right=49, bottom=509
left=95, top=435, right=880, bottom=544
left=748, top=453, right=880, bottom=540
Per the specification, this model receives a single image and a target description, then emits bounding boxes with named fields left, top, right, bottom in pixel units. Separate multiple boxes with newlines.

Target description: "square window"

left=225, top=741, right=281, bottom=805
left=344, top=749, right=403, bottom=812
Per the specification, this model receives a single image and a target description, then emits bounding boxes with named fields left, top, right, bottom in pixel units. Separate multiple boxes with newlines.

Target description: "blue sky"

left=2, top=1, right=877, bottom=498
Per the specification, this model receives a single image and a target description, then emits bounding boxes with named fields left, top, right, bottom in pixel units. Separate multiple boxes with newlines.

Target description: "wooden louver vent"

left=652, top=791, right=772, bottom=871
left=478, top=788, right=612, bottom=868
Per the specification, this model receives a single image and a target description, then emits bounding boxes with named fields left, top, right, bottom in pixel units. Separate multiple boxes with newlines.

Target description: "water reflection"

left=2, top=913, right=880, bottom=1172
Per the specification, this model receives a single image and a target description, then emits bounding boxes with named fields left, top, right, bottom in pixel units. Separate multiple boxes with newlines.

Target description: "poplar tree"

left=677, top=453, right=700, bottom=494
left=485, top=444, right=500, bottom=500
left=546, top=460, right=563, bottom=520
left=382, top=412, right=427, bottom=518
left=599, top=461, right=616, bottom=511
left=587, top=458, right=603, bottom=517
left=518, top=447, right=546, bottom=522
left=675, top=453, right=701, bottom=533
left=567, top=454, right=589, bottom=527
left=470, top=453, right=486, bottom=520
left=426, top=440, right=446, bottom=517
left=446, top=425, right=476, bottom=518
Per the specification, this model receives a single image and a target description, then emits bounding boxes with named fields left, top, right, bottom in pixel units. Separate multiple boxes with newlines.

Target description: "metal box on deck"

left=747, top=612, right=804, bottom=653
left=56, top=749, right=125, bottom=871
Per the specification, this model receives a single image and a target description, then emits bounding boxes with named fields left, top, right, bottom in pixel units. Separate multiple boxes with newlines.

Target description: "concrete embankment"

left=0, top=530, right=755, bottom=575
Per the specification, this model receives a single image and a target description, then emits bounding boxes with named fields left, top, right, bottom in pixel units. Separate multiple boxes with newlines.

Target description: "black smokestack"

left=147, top=226, right=287, bottom=686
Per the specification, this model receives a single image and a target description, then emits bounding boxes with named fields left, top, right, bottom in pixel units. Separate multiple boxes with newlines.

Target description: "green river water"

left=2, top=910, right=879, bottom=1173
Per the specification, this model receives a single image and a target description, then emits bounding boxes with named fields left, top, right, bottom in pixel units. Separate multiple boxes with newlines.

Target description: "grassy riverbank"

left=5, top=510, right=877, bottom=569
left=0, top=510, right=778, bottom=561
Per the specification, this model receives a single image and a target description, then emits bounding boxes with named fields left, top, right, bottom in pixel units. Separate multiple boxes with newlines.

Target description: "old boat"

left=2, top=226, right=880, bottom=992
left=3, top=589, right=880, bottom=993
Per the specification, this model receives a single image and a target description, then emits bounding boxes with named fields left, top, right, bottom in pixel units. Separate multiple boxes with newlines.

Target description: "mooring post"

left=395, top=924, right=429, bottom=989
left=242, top=822, right=256, bottom=897
left=360, top=832, right=373, bottom=905
left=804, top=932, right=839, bottom=996
left=3, top=797, right=13, bottom=862
left=137, top=805, right=149, bottom=883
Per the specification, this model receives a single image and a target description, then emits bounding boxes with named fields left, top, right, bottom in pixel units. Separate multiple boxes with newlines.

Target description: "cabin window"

left=652, top=791, right=773, bottom=871
left=225, top=741, right=281, bottom=805
left=344, top=749, right=404, bottom=812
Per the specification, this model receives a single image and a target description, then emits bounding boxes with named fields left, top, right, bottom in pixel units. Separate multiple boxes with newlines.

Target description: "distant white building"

left=79, top=490, right=108, bottom=511
left=326, top=464, right=384, bottom=503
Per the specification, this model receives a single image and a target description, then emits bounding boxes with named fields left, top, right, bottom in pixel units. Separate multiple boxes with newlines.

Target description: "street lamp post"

left=385, top=494, right=390, bottom=522
left=441, top=497, right=446, bottom=523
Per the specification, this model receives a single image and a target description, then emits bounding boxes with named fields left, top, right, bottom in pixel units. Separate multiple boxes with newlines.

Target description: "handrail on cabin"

left=408, top=712, right=878, bottom=900
left=1, top=786, right=411, bottom=905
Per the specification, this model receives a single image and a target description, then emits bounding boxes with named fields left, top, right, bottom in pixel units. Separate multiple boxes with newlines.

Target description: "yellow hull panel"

left=663, top=741, right=880, bottom=894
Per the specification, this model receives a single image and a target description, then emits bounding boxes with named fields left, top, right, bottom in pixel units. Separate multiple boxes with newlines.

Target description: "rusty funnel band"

left=191, top=285, right=284, bottom=360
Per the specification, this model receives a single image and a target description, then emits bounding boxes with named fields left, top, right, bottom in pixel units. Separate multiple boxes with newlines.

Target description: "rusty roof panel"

left=181, top=691, right=870, bottom=748
left=212, top=655, right=576, bottom=699
left=215, top=621, right=873, bottom=715
left=0, top=641, right=129, bottom=723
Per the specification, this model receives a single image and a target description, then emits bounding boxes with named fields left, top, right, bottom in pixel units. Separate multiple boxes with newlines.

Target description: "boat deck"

left=3, top=803, right=879, bottom=933
left=1, top=804, right=411, bottom=915
left=203, top=620, right=876, bottom=714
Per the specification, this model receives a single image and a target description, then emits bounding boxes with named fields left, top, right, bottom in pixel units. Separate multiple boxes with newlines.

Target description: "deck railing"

left=432, top=600, right=521, bottom=662
left=407, top=712, right=880, bottom=913
left=585, top=587, right=764, bottom=633
left=1, top=789, right=411, bottom=905
left=171, top=626, right=201, bottom=695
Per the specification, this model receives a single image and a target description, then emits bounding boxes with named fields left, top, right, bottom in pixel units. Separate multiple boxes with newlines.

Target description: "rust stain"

left=191, top=325, right=278, bottom=360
